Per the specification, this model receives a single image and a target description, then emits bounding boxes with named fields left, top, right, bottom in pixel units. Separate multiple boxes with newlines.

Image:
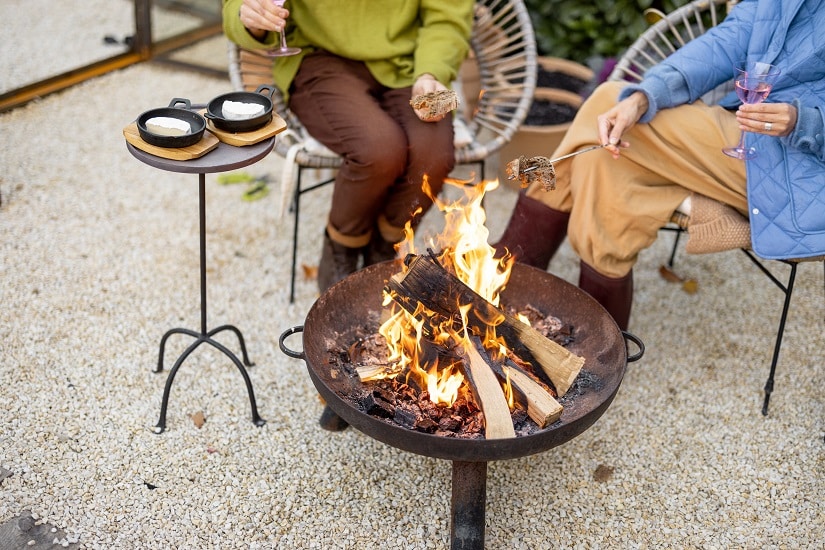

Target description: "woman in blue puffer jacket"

left=495, top=0, right=825, bottom=331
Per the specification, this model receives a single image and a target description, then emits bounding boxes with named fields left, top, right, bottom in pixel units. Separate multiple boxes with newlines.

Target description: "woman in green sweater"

left=223, top=0, right=474, bottom=292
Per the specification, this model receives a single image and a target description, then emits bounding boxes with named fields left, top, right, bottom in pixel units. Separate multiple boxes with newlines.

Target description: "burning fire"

left=367, top=177, right=517, bottom=407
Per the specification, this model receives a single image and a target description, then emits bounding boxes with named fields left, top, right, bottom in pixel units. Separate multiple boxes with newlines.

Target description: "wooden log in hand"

left=386, top=254, right=585, bottom=396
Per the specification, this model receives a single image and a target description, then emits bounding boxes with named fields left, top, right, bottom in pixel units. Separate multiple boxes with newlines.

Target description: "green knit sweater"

left=222, top=0, right=474, bottom=103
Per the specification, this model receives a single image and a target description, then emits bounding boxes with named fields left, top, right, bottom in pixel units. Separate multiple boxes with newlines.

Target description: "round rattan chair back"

left=608, top=0, right=734, bottom=85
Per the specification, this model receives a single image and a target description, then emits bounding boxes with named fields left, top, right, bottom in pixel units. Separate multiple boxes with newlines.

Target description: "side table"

left=126, top=138, right=274, bottom=433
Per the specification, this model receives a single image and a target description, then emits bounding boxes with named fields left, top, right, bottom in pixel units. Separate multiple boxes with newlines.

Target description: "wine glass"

left=264, top=0, right=301, bottom=57
left=722, top=61, right=781, bottom=160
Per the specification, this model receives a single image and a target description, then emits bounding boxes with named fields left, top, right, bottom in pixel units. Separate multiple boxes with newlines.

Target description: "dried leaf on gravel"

left=302, top=263, right=319, bottom=280
left=191, top=410, right=206, bottom=428
left=658, top=265, right=698, bottom=294
left=659, top=264, right=683, bottom=283
left=593, top=464, right=614, bottom=483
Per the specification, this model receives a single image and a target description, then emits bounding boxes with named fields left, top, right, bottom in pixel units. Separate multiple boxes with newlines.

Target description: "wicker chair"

left=227, top=0, right=537, bottom=303
left=608, top=0, right=825, bottom=416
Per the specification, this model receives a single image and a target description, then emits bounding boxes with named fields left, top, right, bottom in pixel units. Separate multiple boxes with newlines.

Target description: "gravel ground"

left=1, top=22, right=824, bottom=550
left=0, top=0, right=209, bottom=95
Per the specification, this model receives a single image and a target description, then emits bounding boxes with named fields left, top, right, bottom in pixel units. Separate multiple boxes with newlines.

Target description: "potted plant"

left=523, top=0, right=691, bottom=66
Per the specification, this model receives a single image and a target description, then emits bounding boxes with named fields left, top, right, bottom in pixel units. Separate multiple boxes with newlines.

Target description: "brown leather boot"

left=578, top=261, right=633, bottom=331
left=318, top=231, right=361, bottom=293
left=494, top=192, right=570, bottom=270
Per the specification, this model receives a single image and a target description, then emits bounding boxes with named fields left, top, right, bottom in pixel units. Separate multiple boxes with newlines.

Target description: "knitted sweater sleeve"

left=413, top=0, right=474, bottom=84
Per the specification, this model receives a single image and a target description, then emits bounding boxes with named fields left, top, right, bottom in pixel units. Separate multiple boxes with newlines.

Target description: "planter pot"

left=536, top=56, right=595, bottom=92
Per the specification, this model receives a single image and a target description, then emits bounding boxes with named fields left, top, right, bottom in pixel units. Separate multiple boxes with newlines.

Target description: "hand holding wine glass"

left=265, top=0, right=300, bottom=57
left=722, top=61, right=781, bottom=160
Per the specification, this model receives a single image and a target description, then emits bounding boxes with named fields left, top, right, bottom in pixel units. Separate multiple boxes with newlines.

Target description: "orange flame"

left=367, top=177, right=516, bottom=408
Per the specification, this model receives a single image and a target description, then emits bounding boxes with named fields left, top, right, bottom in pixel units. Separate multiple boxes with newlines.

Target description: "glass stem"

left=736, top=130, right=747, bottom=151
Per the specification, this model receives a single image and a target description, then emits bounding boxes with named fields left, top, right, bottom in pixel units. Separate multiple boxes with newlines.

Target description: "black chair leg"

left=761, top=263, right=796, bottom=415
left=740, top=252, right=799, bottom=416
left=288, top=166, right=337, bottom=303
left=658, top=226, right=684, bottom=268
left=289, top=168, right=304, bottom=304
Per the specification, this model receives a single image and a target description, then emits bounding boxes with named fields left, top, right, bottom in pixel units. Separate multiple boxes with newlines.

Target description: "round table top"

left=126, top=138, right=275, bottom=174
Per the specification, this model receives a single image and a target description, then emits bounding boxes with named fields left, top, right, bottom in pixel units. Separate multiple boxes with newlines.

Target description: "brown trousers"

left=288, top=51, right=456, bottom=248
left=525, top=81, right=748, bottom=278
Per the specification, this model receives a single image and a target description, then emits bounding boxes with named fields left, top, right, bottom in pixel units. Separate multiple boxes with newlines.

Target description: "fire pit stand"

left=451, top=460, right=487, bottom=549
left=279, top=261, right=643, bottom=549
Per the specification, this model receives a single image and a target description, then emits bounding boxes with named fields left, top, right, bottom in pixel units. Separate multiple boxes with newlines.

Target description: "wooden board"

left=205, top=113, right=287, bottom=146
left=122, top=122, right=218, bottom=161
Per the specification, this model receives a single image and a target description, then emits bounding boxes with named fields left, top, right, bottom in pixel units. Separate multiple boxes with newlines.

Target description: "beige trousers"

left=525, top=81, right=748, bottom=278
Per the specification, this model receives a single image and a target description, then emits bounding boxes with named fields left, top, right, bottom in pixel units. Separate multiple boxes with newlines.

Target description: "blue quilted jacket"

left=619, top=0, right=825, bottom=259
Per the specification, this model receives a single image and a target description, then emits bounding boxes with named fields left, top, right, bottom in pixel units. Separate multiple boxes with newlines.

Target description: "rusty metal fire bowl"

left=280, top=260, right=643, bottom=549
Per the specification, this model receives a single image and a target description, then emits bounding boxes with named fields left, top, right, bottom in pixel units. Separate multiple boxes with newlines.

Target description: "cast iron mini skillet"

left=137, top=98, right=206, bottom=148
left=205, top=85, right=275, bottom=133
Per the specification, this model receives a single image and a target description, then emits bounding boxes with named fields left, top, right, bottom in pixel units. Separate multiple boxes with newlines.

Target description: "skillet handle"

left=255, top=84, right=276, bottom=98
left=622, top=331, right=645, bottom=363
left=168, top=97, right=192, bottom=109
left=279, top=326, right=305, bottom=359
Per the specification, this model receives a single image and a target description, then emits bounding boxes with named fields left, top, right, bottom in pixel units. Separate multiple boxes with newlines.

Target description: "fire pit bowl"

left=280, top=259, right=643, bottom=549
left=280, top=260, right=642, bottom=462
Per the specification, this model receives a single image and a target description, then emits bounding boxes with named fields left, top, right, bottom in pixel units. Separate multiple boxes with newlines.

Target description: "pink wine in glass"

left=735, top=80, right=772, bottom=104
left=723, top=62, right=780, bottom=160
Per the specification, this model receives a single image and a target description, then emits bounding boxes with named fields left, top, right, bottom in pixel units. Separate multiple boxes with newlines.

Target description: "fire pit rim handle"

left=622, top=330, right=645, bottom=363
left=278, top=326, right=305, bottom=359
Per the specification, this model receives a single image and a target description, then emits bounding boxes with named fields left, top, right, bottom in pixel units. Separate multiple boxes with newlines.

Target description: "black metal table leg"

left=153, top=173, right=265, bottom=433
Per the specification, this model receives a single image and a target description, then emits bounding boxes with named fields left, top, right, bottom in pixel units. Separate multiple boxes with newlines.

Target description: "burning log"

left=387, top=254, right=585, bottom=396
left=460, top=340, right=516, bottom=439
left=355, top=363, right=394, bottom=380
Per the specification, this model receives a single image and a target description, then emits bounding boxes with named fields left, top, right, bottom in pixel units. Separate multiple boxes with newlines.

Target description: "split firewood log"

left=484, top=354, right=563, bottom=428
left=460, top=340, right=516, bottom=439
left=386, top=254, right=585, bottom=396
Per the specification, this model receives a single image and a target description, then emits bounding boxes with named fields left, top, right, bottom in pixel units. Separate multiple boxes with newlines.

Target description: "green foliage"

left=524, top=0, right=691, bottom=63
